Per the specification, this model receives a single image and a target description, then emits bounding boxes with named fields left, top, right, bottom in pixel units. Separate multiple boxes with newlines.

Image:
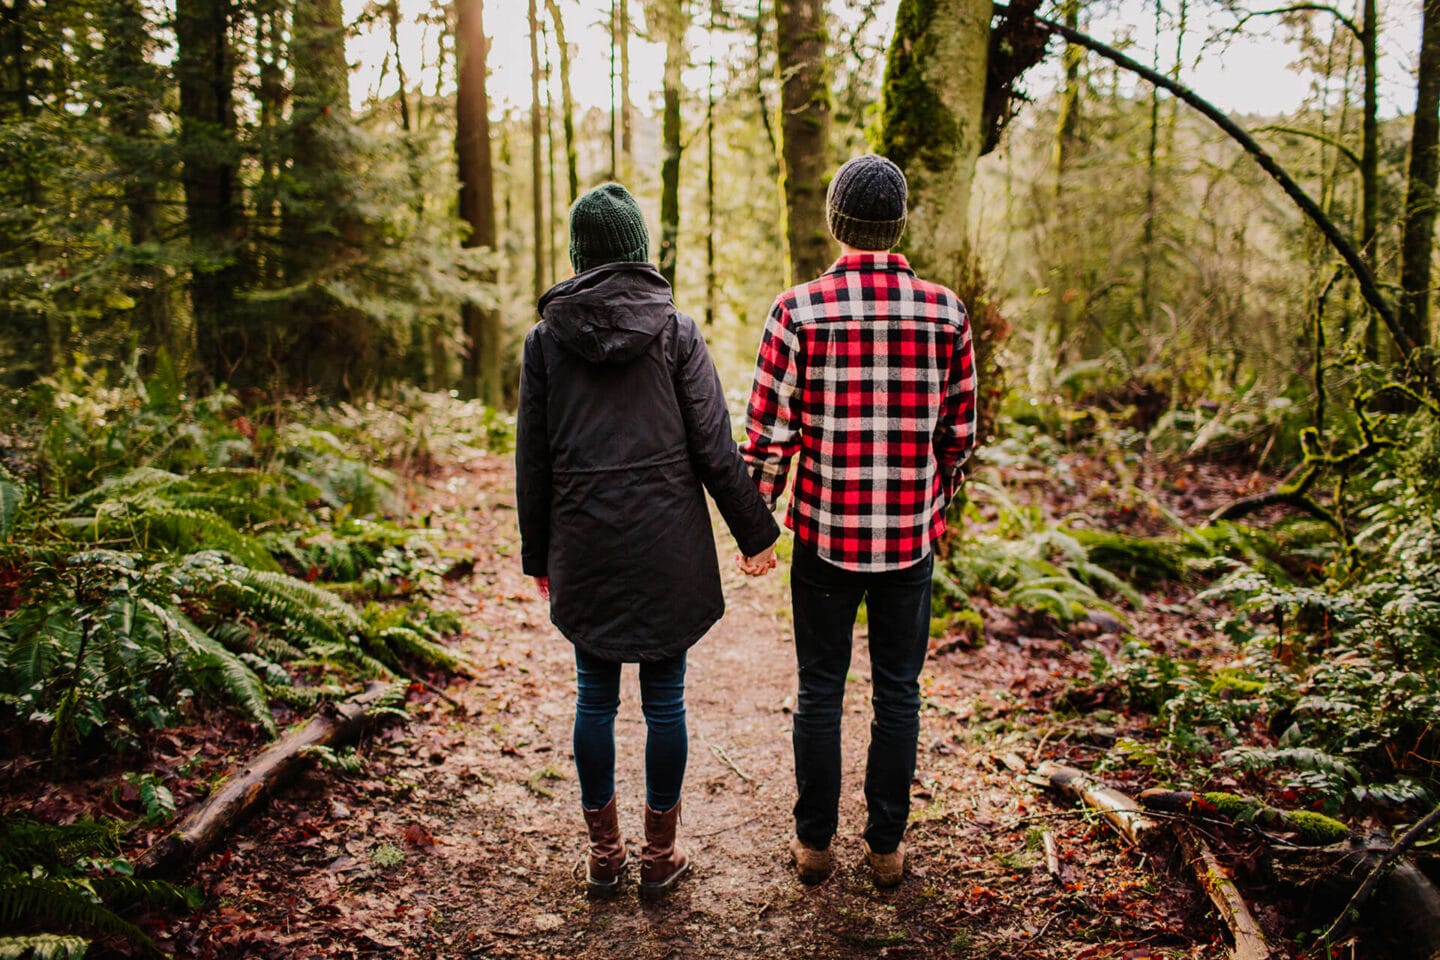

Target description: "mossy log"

left=1138, top=788, right=1351, bottom=846
left=134, top=682, right=396, bottom=878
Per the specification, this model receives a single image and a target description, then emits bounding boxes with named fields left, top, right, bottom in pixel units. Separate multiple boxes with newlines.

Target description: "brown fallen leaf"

left=404, top=822, right=436, bottom=849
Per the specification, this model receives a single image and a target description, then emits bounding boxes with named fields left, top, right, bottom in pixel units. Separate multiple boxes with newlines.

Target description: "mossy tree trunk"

left=775, top=0, right=832, bottom=284
left=876, top=0, right=991, bottom=282
left=1399, top=0, right=1440, bottom=351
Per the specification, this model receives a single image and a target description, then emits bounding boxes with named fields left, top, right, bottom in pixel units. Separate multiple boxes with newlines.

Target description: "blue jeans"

left=790, top=541, right=934, bottom=854
left=573, top=649, right=688, bottom=812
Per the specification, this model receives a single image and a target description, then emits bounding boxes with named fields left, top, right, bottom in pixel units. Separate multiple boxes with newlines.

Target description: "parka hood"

left=537, top=261, right=675, bottom=364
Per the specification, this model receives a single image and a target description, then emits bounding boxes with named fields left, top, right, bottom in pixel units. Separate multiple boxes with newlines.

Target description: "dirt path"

left=171, top=455, right=1229, bottom=960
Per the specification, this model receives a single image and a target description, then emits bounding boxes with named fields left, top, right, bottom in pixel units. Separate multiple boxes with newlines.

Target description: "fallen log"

left=1139, top=788, right=1350, bottom=846
left=1034, top=761, right=1160, bottom=848
left=134, top=682, right=398, bottom=877
left=1176, top=825, right=1273, bottom=960
left=1035, top=763, right=1271, bottom=960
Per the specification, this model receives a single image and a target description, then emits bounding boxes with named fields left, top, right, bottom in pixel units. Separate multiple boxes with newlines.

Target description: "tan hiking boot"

left=863, top=840, right=905, bottom=888
left=639, top=800, right=690, bottom=900
left=789, top=836, right=835, bottom=884
left=581, top=796, right=628, bottom=896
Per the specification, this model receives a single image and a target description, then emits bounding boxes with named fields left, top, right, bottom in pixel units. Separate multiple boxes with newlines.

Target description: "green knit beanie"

left=569, top=183, right=650, bottom=273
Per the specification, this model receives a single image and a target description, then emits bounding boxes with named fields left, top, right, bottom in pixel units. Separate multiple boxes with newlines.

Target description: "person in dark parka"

left=516, top=182, right=779, bottom=900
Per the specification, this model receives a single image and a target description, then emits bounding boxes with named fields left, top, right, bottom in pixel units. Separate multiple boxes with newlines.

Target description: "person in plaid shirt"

left=739, top=154, right=977, bottom=888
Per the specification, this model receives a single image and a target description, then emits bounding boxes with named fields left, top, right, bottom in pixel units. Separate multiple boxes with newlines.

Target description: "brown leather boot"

left=639, top=800, right=690, bottom=900
left=582, top=796, right=628, bottom=896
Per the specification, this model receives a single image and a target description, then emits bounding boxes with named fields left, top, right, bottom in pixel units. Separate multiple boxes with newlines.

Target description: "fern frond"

left=65, top=467, right=183, bottom=512
left=219, top=568, right=364, bottom=644
left=0, top=933, right=90, bottom=959
left=138, top=600, right=276, bottom=736
left=0, top=877, right=151, bottom=949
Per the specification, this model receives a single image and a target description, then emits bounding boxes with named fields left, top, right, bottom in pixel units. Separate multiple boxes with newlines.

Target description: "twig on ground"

left=709, top=742, right=754, bottom=784
left=691, top=813, right=766, bottom=839
left=1043, top=830, right=1061, bottom=881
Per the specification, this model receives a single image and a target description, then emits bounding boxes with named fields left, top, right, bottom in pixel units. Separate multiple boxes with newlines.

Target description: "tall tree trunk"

left=877, top=0, right=992, bottom=280
left=175, top=0, right=243, bottom=385
left=654, top=0, right=688, bottom=289
left=544, top=0, right=579, bottom=204
left=285, top=0, right=356, bottom=390
left=609, top=0, right=618, bottom=178
left=256, top=2, right=286, bottom=285
left=620, top=0, right=633, bottom=173
left=1051, top=0, right=1081, bottom=360
left=457, top=0, right=502, bottom=405
left=103, top=0, right=172, bottom=360
left=529, top=0, right=546, bottom=300
left=753, top=0, right=779, bottom=168
left=542, top=16, right=558, bottom=283
left=775, top=0, right=832, bottom=283
left=1361, top=0, right=1380, bottom=356
left=1140, top=0, right=1163, bottom=325
left=705, top=1, right=716, bottom=325
left=1399, top=0, right=1440, bottom=350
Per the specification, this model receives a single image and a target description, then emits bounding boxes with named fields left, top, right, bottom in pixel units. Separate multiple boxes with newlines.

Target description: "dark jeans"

left=573, top=649, right=688, bottom=812
left=790, top=541, right=934, bottom=854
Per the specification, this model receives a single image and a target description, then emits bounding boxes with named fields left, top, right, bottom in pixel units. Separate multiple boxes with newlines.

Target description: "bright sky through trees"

left=343, top=1, right=1423, bottom=118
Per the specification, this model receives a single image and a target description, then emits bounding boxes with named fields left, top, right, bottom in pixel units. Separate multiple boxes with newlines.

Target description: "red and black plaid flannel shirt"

left=740, top=253, right=978, bottom=572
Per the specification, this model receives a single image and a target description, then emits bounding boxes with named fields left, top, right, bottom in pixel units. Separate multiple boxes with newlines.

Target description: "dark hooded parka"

left=516, top=261, right=780, bottom=662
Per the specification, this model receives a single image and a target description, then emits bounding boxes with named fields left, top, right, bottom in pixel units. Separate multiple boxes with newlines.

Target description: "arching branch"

left=1232, top=4, right=1363, bottom=41
left=995, top=3, right=1415, bottom=361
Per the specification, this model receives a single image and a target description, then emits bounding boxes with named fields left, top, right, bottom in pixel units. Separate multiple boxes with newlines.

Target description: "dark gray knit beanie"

left=569, top=182, right=650, bottom=273
left=825, top=155, right=908, bottom=250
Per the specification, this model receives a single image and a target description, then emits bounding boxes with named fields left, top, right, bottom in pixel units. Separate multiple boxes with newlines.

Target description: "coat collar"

left=823, top=252, right=915, bottom=277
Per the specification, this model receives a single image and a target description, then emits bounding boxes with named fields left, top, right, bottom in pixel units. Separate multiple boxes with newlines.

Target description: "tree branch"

left=996, top=3, right=1414, bottom=360
left=1232, top=4, right=1363, bottom=41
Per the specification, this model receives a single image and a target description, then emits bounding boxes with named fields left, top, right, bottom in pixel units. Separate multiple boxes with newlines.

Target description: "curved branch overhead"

left=992, top=2, right=1415, bottom=361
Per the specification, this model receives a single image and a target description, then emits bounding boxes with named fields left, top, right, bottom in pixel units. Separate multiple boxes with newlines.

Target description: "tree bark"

left=1361, top=0, right=1380, bottom=356
left=134, top=684, right=396, bottom=878
left=1050, top=0, right=1081, bottom=360
left=102, top=0, right=172, bottom=360
left=175, top=0, right=243, bottom=385
left=620, top=0, right=633, bottom=173
left=705, top=1, right=716, bottom=325
left=529, top=0, right=546, bottom=300
left=877, top=0, right=992, bottom=282
left=775, top=0, right=833, bottom=284
left=544, top=0, right=579, bottom=205
left=457, top=0, right=502, bottom=406
left=1399, top=0, right=1440, bottom=350
left=654, top=0, right=687, bottom=289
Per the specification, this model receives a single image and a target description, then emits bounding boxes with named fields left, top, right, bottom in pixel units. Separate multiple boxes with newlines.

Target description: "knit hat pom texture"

left=569, top=182, right=651, bottom=274
left=825, top=155, right=908, bottom=251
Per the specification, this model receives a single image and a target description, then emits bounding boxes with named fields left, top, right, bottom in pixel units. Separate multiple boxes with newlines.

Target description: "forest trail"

left=172, top=454, right=1226, bottom=960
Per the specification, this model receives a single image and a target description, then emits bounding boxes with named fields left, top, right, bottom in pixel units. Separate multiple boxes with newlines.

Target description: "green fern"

left=0, top=478, right=22, bottom=542
left=0, top=933, right=91, bottom=959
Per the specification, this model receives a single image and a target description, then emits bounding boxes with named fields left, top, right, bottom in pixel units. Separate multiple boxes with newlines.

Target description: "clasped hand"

left=735, top=544, right=778, bottom=577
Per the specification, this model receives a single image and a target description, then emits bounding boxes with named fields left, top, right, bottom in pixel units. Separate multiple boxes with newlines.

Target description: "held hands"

left=735, top=545, right=778, bottom=577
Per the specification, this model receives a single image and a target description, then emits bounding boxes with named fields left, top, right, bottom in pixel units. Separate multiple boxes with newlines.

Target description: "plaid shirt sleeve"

left=934, top=305, right=978, bottom=503
left=741, top=297, right=803, bottom=510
